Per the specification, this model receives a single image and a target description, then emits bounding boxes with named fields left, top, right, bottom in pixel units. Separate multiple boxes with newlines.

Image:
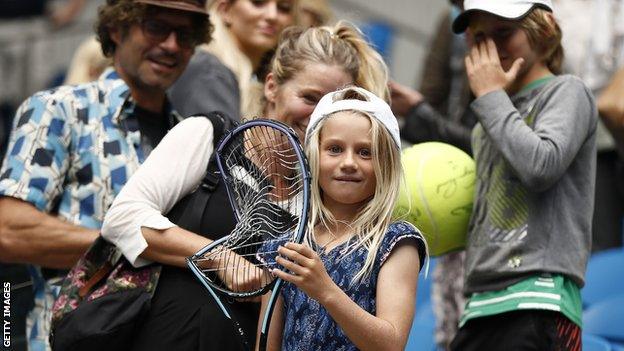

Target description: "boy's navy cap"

left=135, top=0, right=209, bottom=16
left=452, top=0, right=553, bottom=33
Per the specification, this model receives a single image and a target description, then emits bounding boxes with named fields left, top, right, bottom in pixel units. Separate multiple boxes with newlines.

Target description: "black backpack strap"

left=165, top=111, right=236, bottom=232
left=199, top=111, right=233, bottom=192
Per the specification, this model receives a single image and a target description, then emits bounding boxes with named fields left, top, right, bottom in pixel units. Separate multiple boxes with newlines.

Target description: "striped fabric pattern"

left=459, top=273, right=582, bottom=328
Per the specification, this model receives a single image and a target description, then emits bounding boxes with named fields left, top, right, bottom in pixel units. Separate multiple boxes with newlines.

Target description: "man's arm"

left=0, top=197, right=98, bottom=269
left=419, top=10, right=453, bottom=110
left=597, top=67, right=624, bottom=157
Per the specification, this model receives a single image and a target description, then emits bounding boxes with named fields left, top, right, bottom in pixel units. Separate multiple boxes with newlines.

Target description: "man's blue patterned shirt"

left=0, top=68, right=180, bottom=350
left=0, top=68, right=180, bottom=227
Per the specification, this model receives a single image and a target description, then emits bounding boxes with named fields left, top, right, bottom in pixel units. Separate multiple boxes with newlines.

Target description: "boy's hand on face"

left=465, top=37, right=524, bottom=98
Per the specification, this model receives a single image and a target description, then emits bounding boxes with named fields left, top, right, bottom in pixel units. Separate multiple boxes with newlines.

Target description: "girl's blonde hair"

left=266, top=21, right=390, bottom=105
left=304, top=88, right=401, bottom=283
left=520, top=7, right=564, bottom=74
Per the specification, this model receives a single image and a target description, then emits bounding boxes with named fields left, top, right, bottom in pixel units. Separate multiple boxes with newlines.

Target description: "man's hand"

left=465, top=38, right=524, bottom=98
left=389, top=80, right=424, bottom=117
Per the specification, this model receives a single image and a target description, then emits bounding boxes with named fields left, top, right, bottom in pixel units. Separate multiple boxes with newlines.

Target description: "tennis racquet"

left=187, top=119, right=311, bottom=351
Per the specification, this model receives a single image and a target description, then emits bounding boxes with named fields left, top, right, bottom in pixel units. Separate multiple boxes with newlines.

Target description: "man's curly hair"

left=95, top=0, right=213, bottom=57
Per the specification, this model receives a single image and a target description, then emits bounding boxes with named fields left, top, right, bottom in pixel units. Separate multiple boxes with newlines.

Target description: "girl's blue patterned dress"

left=257, top=221, right=427, bottom=351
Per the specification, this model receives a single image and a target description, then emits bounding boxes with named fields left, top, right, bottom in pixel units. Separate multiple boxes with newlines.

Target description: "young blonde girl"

left=449, top=1, right=596, bottom=349
left=257, top=87, right=427, bottom=351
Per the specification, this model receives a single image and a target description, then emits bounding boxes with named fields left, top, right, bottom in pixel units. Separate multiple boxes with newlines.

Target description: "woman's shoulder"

left=156, top=117, right=215, bottom=153
left=188, top=50, right=237, bottom=79
left=378, top=221, right=427, bottom=270
left=173, top=116, right=215, bottom=133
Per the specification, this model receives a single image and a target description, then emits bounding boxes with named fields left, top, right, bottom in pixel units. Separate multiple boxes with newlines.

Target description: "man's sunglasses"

left=141, top=18, right=203, bottom=49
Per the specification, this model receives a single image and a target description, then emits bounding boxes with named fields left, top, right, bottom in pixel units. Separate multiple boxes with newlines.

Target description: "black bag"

left=49, top=112, right=235, bottom=351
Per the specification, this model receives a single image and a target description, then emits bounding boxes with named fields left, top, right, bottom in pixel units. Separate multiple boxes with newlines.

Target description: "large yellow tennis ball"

left=395, top=142, right=476, bottom=256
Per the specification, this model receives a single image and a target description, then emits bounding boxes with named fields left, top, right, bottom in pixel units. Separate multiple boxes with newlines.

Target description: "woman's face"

left=264, top=62, right=353, bottom=142
left=221, top=0, right=296, bottom=62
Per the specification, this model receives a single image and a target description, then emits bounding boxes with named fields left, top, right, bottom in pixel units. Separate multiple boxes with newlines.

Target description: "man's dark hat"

left=135, top=0, right=209, bottom=16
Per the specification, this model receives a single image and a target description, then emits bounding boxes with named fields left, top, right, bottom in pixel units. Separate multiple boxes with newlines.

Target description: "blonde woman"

left=298, top=0, right=333, bottom=27
left=101, top=21, right=389, bottom=350
left=259, top=21, right=391, bottom=142
left=64, top=36, right=111, bottom=85
left=256, top=87, right=427, bottom=351
left=169, top=0, right=297, bottom=120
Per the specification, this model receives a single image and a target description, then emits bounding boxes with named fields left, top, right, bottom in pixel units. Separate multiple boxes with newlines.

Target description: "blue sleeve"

left=0, top=92, right=70, bottom=211
left=379, top=221, right=428, bottom=271
left=256, top=234, right=290, bottom=270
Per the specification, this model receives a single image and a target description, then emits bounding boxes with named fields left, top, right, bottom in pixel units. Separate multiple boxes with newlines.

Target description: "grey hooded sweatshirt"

left=464, top=75, right=597, bottom=294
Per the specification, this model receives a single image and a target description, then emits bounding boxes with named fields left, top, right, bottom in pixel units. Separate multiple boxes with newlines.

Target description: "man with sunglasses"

left=0, top=1, right=210, bottom=350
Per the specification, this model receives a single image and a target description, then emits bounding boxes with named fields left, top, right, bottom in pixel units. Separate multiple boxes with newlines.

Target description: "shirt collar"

left=99, top=68, right=182, bottom=128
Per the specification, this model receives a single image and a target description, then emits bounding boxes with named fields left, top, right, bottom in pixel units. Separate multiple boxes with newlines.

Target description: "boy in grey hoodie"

left=449, top=1, right=597, bottom=350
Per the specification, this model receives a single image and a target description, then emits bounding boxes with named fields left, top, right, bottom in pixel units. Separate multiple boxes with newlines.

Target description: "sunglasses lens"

left=142, top=19, right=198, bottom=48
left=176, top=30, right=197, bottom=48
left=142, top=20, right=169, bottom=42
